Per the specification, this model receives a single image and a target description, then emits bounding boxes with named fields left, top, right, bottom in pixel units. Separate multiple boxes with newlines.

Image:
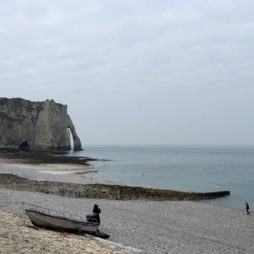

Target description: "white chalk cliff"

left=0, top=98, right=82, bottom=151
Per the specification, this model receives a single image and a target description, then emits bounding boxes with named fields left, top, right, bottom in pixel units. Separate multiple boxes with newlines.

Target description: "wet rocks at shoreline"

left=0, top=173, right=230, bottom=201
left=0, top=151, right=98, bottom=165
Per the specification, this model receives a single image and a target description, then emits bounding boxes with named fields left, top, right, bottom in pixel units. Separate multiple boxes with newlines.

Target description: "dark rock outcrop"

left=0, top=174, right=230, bottom=201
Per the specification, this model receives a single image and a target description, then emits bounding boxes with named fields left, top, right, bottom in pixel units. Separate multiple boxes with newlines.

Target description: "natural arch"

left=67, top=115, right=82, bottom=151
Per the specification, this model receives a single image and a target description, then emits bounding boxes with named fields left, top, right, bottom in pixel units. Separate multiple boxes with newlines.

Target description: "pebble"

left=0, top=211, right=135, bottom=254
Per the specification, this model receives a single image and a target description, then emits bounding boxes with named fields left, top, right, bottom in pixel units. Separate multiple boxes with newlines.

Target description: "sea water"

left=70, top=145, right=254, bottom=209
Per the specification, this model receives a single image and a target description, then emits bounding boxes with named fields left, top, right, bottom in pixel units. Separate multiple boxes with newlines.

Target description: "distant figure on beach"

left=93, top=204, right=101, bottom=224
left=245, top=202, right=250, bottom=215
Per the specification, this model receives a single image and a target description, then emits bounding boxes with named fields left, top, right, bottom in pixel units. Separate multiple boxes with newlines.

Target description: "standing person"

left=246, top=202, right=250, bottom=215
left=93, top=204, right=101, bottom=224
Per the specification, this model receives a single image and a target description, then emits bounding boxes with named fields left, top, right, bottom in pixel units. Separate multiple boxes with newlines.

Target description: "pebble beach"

left=0, top=210, right=135, bottom=254
left=0, top=156, right=254, bottom=253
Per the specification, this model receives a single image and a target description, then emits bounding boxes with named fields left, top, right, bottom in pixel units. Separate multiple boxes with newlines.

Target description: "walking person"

left=246, top=202, right=250, bottom=215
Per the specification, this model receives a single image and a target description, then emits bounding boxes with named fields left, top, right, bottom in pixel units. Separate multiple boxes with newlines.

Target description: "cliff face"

left=0, top=98, right=82, bottom=151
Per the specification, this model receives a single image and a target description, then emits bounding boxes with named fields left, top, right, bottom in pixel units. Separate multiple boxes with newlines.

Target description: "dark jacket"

left=93, top=204, right=101, bottom=224
left=93, top=205, right=101, bottom=214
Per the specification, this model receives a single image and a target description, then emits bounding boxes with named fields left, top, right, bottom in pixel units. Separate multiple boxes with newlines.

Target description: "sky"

left=1, top=0, right=254, bottom=145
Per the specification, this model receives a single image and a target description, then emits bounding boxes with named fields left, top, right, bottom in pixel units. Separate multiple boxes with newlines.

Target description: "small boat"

left=25, top=209, right=99, bottom=233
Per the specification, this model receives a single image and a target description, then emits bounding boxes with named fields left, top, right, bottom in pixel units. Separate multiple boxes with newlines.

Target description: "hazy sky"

left=1, top=0, right=254, bottom=145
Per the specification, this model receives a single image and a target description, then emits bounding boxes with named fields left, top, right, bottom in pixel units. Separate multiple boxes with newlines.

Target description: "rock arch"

left=0, top=98, right=83, bottom=151
left=67, top=115, right=82, bottom=151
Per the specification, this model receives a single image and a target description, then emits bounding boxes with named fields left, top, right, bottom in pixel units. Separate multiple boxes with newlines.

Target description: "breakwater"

left=0, top=173, right=229, bottom=201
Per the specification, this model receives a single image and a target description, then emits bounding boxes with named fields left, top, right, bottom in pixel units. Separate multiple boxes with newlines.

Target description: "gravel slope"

left=0, top=211, right=135, bottom=254
left=1, top=188, right=254, bottom=254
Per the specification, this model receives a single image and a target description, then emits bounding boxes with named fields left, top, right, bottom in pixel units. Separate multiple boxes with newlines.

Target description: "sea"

left=69, top=145, right=254, bottom=209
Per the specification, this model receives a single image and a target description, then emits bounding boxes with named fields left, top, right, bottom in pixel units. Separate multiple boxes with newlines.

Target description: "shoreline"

left=0, top=152, right=230, bottom=201
left=0, top=153, right=254, bottom=253
left=0, top=150, right=100, bottom=165
left=0, top=173, right=230, bottom=201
